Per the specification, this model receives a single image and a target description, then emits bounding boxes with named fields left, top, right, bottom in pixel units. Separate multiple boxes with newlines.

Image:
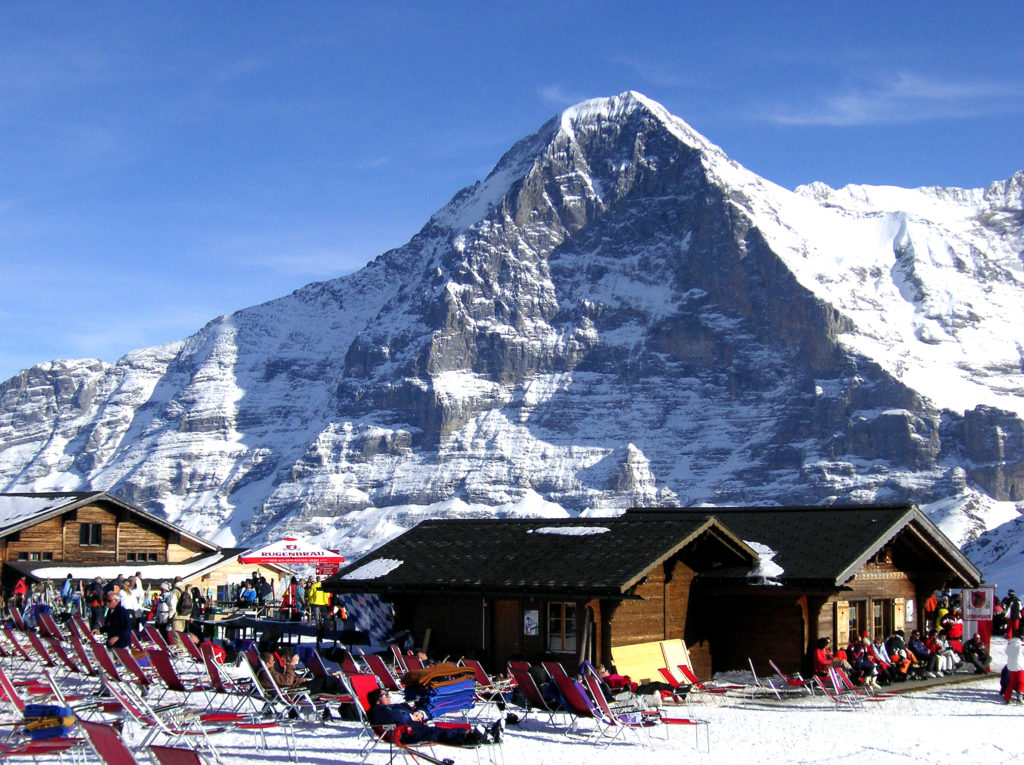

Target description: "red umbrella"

left=237, top=538, right=344, bottom=566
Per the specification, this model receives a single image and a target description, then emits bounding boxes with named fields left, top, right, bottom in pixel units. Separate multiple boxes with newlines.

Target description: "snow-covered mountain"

left=1, top=92, right=1022, bottom=586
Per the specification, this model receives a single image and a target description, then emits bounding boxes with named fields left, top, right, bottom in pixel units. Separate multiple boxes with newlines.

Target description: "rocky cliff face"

left=1, top=92, right=1022, bottom=577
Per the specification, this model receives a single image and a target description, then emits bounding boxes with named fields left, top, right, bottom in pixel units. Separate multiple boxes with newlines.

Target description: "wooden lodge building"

left=324, top=504, right=981, bottom=679
left=0, top=492, right=289, bottom=600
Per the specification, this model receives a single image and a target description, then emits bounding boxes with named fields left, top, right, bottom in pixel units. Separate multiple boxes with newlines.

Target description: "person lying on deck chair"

left=593, top=663, right=681, bottom=706
left=366, top=688, right=499, bottom=746
left=257, top=651, right=347, bottom=695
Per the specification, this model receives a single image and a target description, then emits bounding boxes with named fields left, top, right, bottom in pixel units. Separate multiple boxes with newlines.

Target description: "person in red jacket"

left=812, top=637, right=852, bottom=677
left=941, top=608, right=965, bottom=654
left=10, top=577, right=28, bottom=612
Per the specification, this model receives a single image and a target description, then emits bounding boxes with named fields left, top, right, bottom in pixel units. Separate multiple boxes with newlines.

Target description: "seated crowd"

left=813, top=618, right=992, bottom=687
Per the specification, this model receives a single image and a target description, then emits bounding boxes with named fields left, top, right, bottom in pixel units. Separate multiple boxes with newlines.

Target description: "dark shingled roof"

left=324, top=515, right=755, bottom=598
left=325, top=503, right=982, bottom=597
left=626, top=504, right=982, bottom=587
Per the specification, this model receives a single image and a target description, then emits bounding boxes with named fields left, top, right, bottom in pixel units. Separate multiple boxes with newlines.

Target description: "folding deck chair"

left=91, top=644, right=128, bottom=685
left=575, top=672, right=660, bottom=749
left=144, top=624, right=174, bottom=653
left=582, top=668, right=709, bottom=753
left=198, top=646, right=266, bottom=714
left=79, top=718, right=146, bottom=765
left=541, top=661, right=570, bottom=685
left=552, top=675, right=604, bottom=739
left=143, top=648, right=213, bottom=707
left=363, top=652, right=403, bottom=692
left=813, top=671, right=862, bottom=710
left=2, top=628, right=35, bottom=665
left=831, top=666, right=896, bottom=704
left=7, top=606, right=29, bottom=632
left=459, top=658, right=512, bottom=718
left=389, top=645, right=409, bottom=674
left=235, top=653, right=320, bottom=721
left=44, top=636, right=89, bottom=679
left=676, top=663, right=744, bottom=694
left=747, top=659, right=788, bottom=701
left=67, top=626, right=101, bottom=679
left=98, top=676, right=225, bottom=764
left=172, top=631, right=206, bottom=665
left=150, top=744, right=206, bottom=765
left=24, top=632, right=62, bottom=674
left=768, top=659, right=814, bottom=696
left=342, top=672, right=492, bottom=765
left=36, top=612, right=66, bottom=641
left=113, top=647, right=156, bottom=694
left=506, top=662, right=563, bottom=725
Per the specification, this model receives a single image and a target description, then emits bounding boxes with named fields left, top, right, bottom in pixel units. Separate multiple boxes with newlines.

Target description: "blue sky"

left=2, top=1, right=1022, bottom=383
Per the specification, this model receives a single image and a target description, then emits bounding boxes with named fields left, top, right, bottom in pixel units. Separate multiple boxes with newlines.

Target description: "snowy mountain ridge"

left=1, top=92, right=1022, bottom=587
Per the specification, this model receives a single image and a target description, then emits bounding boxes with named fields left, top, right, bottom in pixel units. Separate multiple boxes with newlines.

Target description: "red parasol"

left=237, top=538, right=344, bottom=566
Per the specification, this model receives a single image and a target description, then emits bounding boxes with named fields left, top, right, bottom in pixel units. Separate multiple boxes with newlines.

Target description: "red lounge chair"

left=506, top=662, right=563, bottom=725
left=149, top=744, right=204, bottom=765
left=78, top=719, right=144, bottom=765
left=768, top=659, right=814, bottom=696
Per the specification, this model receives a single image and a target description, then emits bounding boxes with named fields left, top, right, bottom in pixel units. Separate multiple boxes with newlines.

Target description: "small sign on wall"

left=524, top=609, right=539, bottom=637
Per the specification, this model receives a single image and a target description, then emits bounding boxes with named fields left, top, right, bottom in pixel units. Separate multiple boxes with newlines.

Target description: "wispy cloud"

left=538, top=84, right=589, bottom=108
left=762, top=71, right=1024, bottom=126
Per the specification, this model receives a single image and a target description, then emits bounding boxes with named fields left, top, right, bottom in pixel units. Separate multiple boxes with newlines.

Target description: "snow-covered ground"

left=120, top=637, right=1017, bottom=765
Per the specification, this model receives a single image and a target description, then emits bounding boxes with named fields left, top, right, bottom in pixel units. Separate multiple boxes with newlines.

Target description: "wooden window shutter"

left=893, top=598, right=906, bottom=633
left=835, top=601, right=850, bottom=646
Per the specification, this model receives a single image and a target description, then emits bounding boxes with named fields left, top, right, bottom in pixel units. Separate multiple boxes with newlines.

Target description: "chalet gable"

left=626, top=504, right=982, bottom=589
left=0, top=491, right=217, bottom=570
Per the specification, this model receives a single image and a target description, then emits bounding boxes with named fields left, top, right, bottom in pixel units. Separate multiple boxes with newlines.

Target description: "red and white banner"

left=962, top=585, right=996, bottom=650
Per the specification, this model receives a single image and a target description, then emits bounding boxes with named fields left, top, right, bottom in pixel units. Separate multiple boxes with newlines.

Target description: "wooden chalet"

left=0, top=492, right=289, bottom=598
left=324, top=515, right=758, bottom=678
left=324, top=503, right=981, bottom=679
left=638, top=505, right=982, bottom=677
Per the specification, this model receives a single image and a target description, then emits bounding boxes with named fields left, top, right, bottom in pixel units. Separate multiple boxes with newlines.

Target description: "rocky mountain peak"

left=1, top=94, right=1022, bottom=587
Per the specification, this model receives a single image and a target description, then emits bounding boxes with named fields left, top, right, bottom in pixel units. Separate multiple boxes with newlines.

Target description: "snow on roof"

left=528, top=526, right=611, bottom=536
left=341, top=558, right=403, bottom=580
left=0, top=494, right=81, bottom=529
left=745, top=540, right=785, bottom=586
left=25, top=551, right=249, bottom=583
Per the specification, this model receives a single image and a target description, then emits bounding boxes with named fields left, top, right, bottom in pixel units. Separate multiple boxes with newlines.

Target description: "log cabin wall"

left=2, top=502, right=212, bottom=567
left=611, top=564, right=668, bottom=647
left=64, top=504, right=119, bottom=562
left=6, top=516, right=66, bottom=562
left=191, top=562, right=288, bottom=601
left=167, top=538, right=206, bottom=562
left=117, top=516, right=169, bottom=563
left=665, top=558, right=695, bottom=642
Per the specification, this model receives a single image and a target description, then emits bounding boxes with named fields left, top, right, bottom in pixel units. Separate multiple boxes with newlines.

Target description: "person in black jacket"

left=99, top=591, right=132, bottom=648
left=367, top=689, right=495, bottom=745
left=962, top=633, right=992, bottom=674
